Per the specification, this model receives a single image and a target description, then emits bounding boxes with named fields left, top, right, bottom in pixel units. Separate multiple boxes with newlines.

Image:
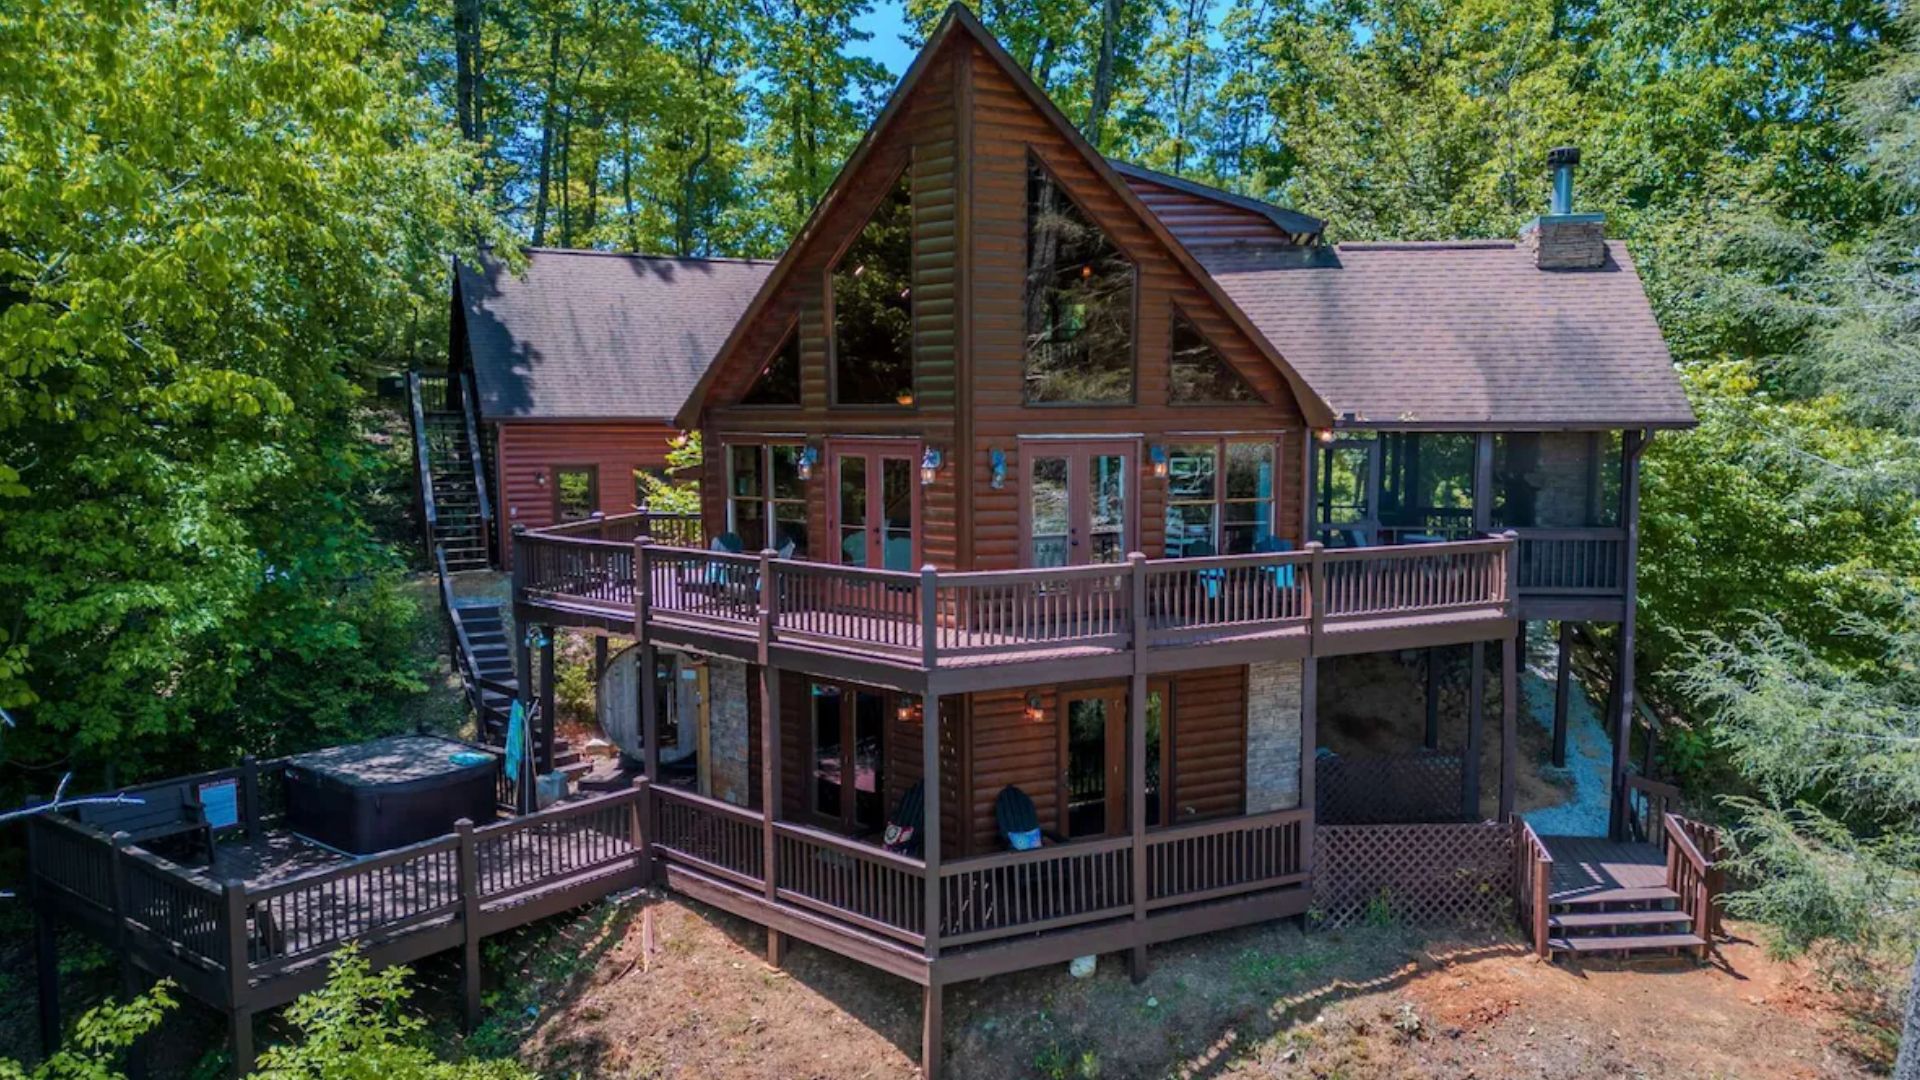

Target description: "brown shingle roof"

left=1198, top=239, right=1695, bottom=429
left=456, top=249, right=774, bottom=422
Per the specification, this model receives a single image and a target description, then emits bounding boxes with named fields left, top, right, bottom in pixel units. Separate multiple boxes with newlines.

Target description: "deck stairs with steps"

left=1538, top=833, right=1710, bottom=958
left=408, top=371, right=493, bottom=572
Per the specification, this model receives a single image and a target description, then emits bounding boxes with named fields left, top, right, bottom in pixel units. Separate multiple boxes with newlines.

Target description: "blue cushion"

left=1008, top=827, right=1044, bottom=851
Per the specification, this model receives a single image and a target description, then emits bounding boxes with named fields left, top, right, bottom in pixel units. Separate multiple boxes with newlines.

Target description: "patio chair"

left=994, top=785, right=1064, bottom=850
left=1253, top=535, right=1296, bottom=588
left=884, top=780, right=924, bottom=857
left=1183, top=539, right=1224, bottom=601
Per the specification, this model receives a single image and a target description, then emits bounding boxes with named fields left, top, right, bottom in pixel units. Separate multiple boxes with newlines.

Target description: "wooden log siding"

left=493, top=419, right=684, bottom=559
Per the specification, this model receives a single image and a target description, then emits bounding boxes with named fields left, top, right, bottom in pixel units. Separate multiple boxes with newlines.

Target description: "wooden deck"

left=1538, top=834, right=1668, bottom=905
left=28, top=770, right=646, bottom=1075
left=513, top=529, right=1520, bottom=686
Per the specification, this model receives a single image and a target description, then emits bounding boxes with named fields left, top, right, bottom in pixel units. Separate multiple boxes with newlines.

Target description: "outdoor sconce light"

left=1149, top=444, right=1169, bottom=478
left=896, top=389, right=916, bottom=407
left=795, top=445, right=818, bottom=482
left=1315, top=428, right=1336, bottom=444
left=896, top=699, right=924, bottom=725
left=1023, top=691, right=1045, bottom=723
left=534, top=469, right=549, bottom=486
left=920, top=447, right=943, bottom=486
left=989, top=448, right=1007, bottom=490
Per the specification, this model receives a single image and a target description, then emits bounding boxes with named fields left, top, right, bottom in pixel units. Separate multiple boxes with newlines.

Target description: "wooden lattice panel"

left=1313, top=822, right=1514, bottom=929
left=1316, top=752, right=1470, bottom=826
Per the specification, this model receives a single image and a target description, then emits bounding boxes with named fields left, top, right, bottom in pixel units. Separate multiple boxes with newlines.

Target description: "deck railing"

left=1514, top=527, right=1624, bottom=595
left=774, top=821, right=926, bottom=944
left=1663, top=812, right=1722, bottom=945
left=522, top=533, right=1517, bottom=670
left=1513, top=818, right=1553, bottom=958
left=1144, top=808, right=1308, bottom=908
left=937, top=835, right=1134, bottom=946
left=25, top=786, right=647, bottom=1003
left=530, top=510, right=703, bottom=547
left=649, top=785, right=765, bottom=888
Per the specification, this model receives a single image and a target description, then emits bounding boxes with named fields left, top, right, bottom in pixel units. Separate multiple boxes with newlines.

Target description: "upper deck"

left=513, top=514, right=1520, bottom=691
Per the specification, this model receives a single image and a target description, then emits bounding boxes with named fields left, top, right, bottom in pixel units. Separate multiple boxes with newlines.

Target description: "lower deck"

left=1540, top=833, right=1669, bottom=904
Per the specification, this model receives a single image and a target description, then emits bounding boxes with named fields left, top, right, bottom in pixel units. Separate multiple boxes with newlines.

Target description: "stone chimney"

left=1520, top=146, right=1607, bottom=269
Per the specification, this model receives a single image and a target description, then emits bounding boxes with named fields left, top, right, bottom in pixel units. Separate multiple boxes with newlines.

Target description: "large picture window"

left=832, top=171, right=914, bottom=406
left=1024, top=156, right=1134, bottom=404
left=726, top=444, right=808, bottom=556
left=1165, top=441, right=1278, bottom=557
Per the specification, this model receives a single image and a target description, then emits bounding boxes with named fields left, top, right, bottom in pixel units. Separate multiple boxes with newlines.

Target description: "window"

left=742, top=330, right=801, bottom=406
left=726, top=444, right=808, bottom=556
left=832, top=171, right=914, bottom=406
left=1024, top=156, right=1134, bottom=403
left=1170, top=310, right=1259, bottom=404
left=553, top=466, right=597, bottom=522
left=1166, top=441, right=1277, bottom=557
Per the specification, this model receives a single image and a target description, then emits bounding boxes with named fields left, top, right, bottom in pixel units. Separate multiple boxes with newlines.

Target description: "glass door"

left=1023, top=442, right=1133, bottom=567
left=1317, top=438, right=1381, bottom=547
left=809, top=681, right=888, bottom=834
left=1061, top=685, right=1127, bottom=838
left=831, top=441, right=920, bottom=571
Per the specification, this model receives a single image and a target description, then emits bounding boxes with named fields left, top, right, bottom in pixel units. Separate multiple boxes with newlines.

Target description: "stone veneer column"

left=706, top=658, right=752, bottom=806
left=1246, top=660, right=1304, bottom=812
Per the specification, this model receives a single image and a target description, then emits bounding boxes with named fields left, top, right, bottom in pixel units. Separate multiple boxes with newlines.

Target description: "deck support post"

left=223, top=879, right=254, bottom=1078
left=1301, top=656, right=1318, bottom=875
left=28, top=822, right=62, bottom=1057
left=1464, top=642, right=1485, bottom=820
left=757, top=551, right=783, bottom=947
left=1500, top=634, right=1518, bottom=823
left=537, top=626, right=556, bottom=774
left=1128, top=553, right=1149, bottom=984
left=1552, top=621, right=1572, bottom=767
left=635, top=538, right=657, bottom=879
left=1609, top=431, right=1647, bottom=840
left=241, top=754, right=262, bottom=842
left=594, top=635, right=609, bottom=682
left=1423, top=648, right=1440, bottom=750
left=1472, top=433, right=1494, bottom=534
left=922, top=982, right=944, bottom=1080
left=456, top=818, right=483, bottom=1031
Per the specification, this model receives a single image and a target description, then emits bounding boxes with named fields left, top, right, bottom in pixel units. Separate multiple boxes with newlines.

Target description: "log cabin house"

left=499, top=7, right=1705, bottom=1074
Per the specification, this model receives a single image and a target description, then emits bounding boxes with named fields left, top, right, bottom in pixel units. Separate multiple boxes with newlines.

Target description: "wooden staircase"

left=408, top=371, right=493, bottom=572
left=1517, top=818, right=1719, bottom=961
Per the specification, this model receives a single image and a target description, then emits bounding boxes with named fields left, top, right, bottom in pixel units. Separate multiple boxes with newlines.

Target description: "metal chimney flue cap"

left=1548, top=146, right=1581, bottom=168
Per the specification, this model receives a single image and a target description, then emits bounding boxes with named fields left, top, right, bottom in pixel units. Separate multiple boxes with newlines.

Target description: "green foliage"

left=0, top=0, right=503, bottom=790
left=0, top=982, right=173, bottom=1080
left=256, top=950, right=533, bottom=1079
left=638, top=432, right=703, bottom=517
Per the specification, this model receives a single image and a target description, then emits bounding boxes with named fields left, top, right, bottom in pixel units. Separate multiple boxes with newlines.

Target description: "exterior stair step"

left=1550, top=932, right=1707, bottom=955
left=1553, top=887, right=1679, bottom=908
left=1550, top=910, right=1692, bottom=931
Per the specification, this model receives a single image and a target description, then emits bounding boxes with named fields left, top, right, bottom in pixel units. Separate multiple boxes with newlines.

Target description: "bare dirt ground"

left=486, top=890, right=1883, bottom=1080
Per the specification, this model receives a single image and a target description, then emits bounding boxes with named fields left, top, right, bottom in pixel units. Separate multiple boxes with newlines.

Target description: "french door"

left=830, top=440, right=920, bottom=571
left=809, top=681, right=888, bottom=834
left=1024, top=441, right=1133, bottom=567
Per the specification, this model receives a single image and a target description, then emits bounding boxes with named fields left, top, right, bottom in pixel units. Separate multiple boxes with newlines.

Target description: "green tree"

left=0, top=0, right=503, bottom=787
left=0, top=982, right=172, bottom=1080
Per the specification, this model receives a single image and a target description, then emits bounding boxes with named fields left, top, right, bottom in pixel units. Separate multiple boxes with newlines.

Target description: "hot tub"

left=284, top=736, right=498, bottom=854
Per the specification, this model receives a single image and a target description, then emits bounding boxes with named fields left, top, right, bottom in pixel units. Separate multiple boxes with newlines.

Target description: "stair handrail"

left=406, top=371, right=439, bottom=562
left=434, top=545, right=487, bottom=699
left=1513, top=817, right=1553, bottom=958
left=457, top=369, right=493, bottom=556
left=1662, top=811, right=1721, bottom=945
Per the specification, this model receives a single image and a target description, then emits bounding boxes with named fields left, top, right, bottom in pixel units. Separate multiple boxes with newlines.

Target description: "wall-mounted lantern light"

left=1149, top=444, right=1169, bottom=479
left=1314, top=428, right=1336, bottom=445
left=795, top=444, right=819, bottom=482
left=989, top=448, right=1007, bottom=490
left=1023, top=691, right=1045, bottom=723
left=920, top=447, right=943, bottom=486
left=896, top=698, right=924, bottom=725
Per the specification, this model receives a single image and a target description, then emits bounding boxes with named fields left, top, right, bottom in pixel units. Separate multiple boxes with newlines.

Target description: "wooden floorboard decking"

left=1539, top=834, right=1669, bottom=905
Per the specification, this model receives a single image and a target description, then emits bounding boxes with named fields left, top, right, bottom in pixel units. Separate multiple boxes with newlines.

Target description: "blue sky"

left=851, top=1, right=919, bottom=80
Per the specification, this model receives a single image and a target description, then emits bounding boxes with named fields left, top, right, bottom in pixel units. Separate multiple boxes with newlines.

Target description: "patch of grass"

left=1033, top=1040, right=1101, bottom=1079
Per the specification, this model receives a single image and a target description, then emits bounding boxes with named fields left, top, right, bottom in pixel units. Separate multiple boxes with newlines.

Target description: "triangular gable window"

left=742, top=330, right=801, bottom=406
left=1170, top=310, right=1261, bottom=404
